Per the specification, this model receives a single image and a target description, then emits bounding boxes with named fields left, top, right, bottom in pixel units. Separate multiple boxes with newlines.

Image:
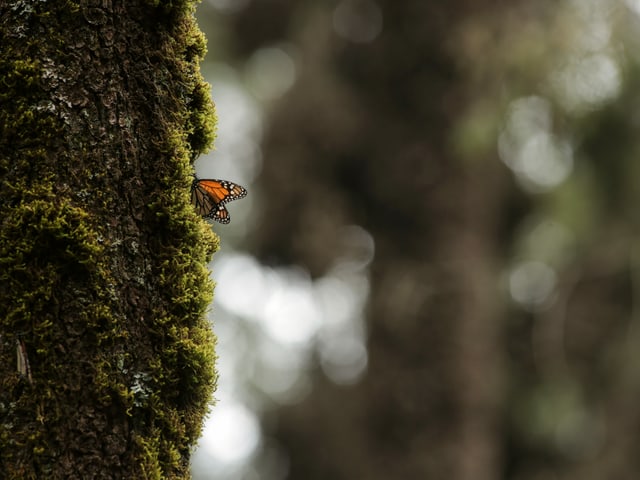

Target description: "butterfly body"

left=191, top=177, right=247, bottom=224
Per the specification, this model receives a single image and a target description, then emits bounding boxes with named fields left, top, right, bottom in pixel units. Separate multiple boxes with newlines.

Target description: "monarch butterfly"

left=191, top=176, right=247, bottom=224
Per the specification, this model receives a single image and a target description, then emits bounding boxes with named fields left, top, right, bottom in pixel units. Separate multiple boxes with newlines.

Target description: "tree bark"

left=0, top=2, right=217, bottom=478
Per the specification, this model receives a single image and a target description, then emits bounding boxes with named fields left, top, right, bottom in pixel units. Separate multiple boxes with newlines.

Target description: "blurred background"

left=190, top=1, right=640, bottom=479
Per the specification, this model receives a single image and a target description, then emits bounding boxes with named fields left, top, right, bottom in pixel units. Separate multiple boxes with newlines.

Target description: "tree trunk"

left=0, top=2, right=217, bottom=478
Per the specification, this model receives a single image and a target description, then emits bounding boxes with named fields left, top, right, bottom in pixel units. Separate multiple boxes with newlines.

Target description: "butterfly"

left=191, top=176, right=247, bottom=224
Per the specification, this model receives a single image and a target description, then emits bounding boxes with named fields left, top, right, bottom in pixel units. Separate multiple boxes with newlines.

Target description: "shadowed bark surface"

left=0, top=1, right=218, bottom=478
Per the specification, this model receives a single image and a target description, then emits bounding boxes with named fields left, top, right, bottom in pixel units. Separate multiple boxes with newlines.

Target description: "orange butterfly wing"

left=191, top=178, right=247, bottom=224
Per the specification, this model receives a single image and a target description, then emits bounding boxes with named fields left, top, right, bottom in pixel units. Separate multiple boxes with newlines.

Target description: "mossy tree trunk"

left=0, top=1, right=218, bottom=478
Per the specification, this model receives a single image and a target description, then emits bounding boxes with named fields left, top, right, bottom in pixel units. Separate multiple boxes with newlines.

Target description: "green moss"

left=0, top=0, right=220, bottom=477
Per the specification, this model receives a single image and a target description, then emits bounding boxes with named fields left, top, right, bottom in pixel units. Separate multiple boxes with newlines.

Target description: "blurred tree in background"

left=195, top=0, right=640, bottom=478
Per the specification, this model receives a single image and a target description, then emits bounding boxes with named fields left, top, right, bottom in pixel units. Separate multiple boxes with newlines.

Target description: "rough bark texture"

left=0, top=1, right=217, bottom=478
